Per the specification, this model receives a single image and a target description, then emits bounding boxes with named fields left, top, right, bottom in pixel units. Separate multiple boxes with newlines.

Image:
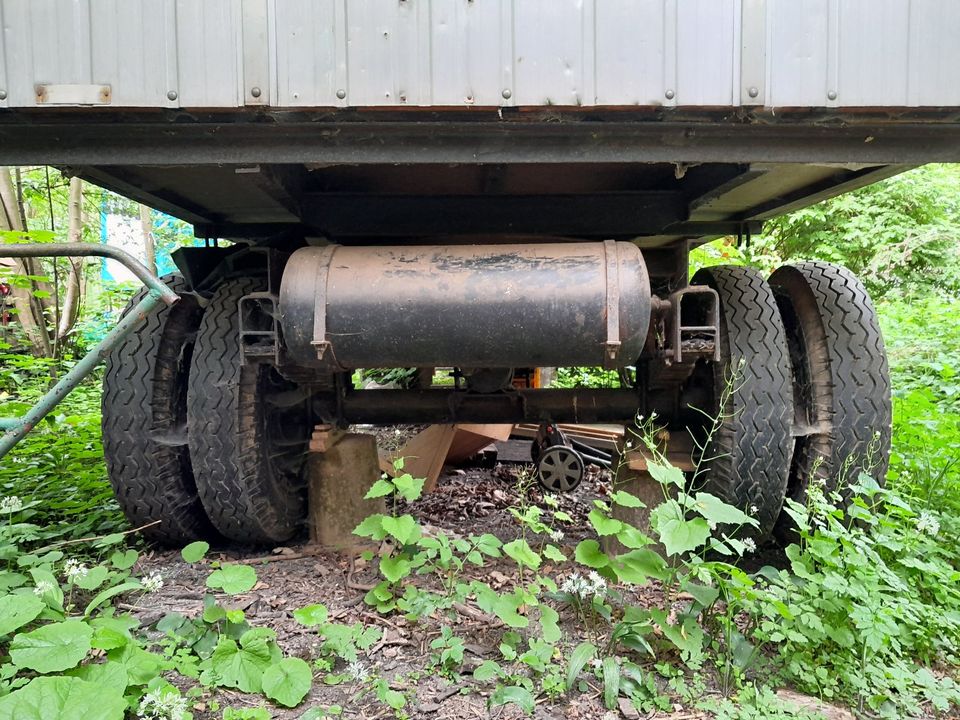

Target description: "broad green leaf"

left=364, top=478, right=395, bottom=499
left=542, top=544, right=566, bottom=562
left=107, top=642, right=165, bottom=685
left=647, top=460, right=686, bottom=489
left=691, top=492, right=757, bottom=527
left=650, top=500, right=711, bottom=556
left=90, top=625, right=128, bottom=651
left=293, top=603, right=328, bottom=627
left=10, top=620, right=92, bottom=673
left=574, top=539, right=609, bottom=569
left=683, top=580, right=721, bottom=609
left=602, top=657, right=620, bottom=709
left=379, top=555, right=412, bottom=583
left=490, top=685, right=535, bottom=714
left=206, top=564, right=258, bottom=595
left=0, top=594, right=44, bottom=635
left=473, top=660, right=501, bottom=682
left=74, top=566, right=109, bottom=591
left=502, top=539, right=542, bottom=570
left=211, top=634, right=274, bottom=693
left=491, top=592, right=530, bottom=629
left=391, top=474, right=426, bottom=502
left=67, top=661, right=129, bottom=695
left=566, top=642, right=597, bottom=690
left=262, top=657, right=313, bottom=707
left=588, top=509, right=623, bottom=536
left=109, top=549, right=139, bottom=570
left=616, top=524, right=653, bottom=549
left=381, top=688, right=406, bottom=709
left=181, top=541, right=209, bottom=563
left=352, top=513, right=387, bottom=540
left=539, top=604, right=561, bottom=643
left=611, top=549, right=667, bottom=584
left=380, top=514, right=420, bottom=545
left=0, top=676, right=126, bottom=720
left=611, top=490, right=644, bottom=508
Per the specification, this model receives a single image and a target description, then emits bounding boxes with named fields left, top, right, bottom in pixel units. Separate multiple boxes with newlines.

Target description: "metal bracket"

left=602, top=239, right=622, bottom=368
left=238, top=291, right=281, bottom=365
left=308, top=245, right=338, bottom=362
left=667, top=285, right=721, bottom=363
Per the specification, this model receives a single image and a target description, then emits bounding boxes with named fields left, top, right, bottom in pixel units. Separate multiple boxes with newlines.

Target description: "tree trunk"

left=0, top=167, right=52, bottom=357
left=139, top=205, right=156, bottom=275
left=57, top=176, right=84, bottom=342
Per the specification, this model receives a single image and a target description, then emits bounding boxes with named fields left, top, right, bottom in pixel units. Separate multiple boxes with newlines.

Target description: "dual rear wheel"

left=692, top=263, right=891, bottom=543
left=102, top=277, right=309, bottom=545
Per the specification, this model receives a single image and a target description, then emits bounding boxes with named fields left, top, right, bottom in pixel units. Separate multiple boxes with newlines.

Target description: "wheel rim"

left=537, top=447, right=584, bottom=492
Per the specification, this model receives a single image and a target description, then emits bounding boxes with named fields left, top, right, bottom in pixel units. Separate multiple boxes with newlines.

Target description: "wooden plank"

left=381, top=424, right=458, bottom=493
left=380, top=423, right=515, bottom=491
left=446, top=424, right=514, bottom=463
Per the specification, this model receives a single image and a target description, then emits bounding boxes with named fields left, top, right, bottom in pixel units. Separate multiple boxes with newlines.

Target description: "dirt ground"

left=131, top=442, right=847, bottom=720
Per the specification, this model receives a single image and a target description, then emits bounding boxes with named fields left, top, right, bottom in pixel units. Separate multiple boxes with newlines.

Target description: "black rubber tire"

left=769, top=262, right=892, bottom=537
left=691, top=265, right=793, bottom=539
left=187, top=277, right=307, bottom=544
left=102, top=275, right=215, bottom=543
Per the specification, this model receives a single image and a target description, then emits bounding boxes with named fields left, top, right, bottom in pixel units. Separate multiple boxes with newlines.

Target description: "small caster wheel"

left=536, top=445, right=585, bottom=493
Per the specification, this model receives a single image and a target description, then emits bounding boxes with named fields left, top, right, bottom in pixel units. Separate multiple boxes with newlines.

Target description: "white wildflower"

left=137, top=688, right=189, bottom=720
left=741, top=537, right=757, bottom=554
left=33, top=580, right=55, bottom=596
left=347, top=660, right=370, bottom=683
left=560, top=573, right=590, bottom=598
left=561, top=571, right=606, bottom=601
left=142, top=572, right=164, bottom=593
left=549, top=529, right=564, bottom=542
left=749, top=504, right=758, bottom=516
left=64, top=559, right=88, bottom=582
left=916, top=511, right=940, bottom=538
left=586, top=571, right=607, bottom=596
left=0, top=496, right=23, bottom=514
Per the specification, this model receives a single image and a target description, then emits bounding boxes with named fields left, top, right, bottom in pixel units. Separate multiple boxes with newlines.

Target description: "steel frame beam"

left=2, top=117, right=960, bottom=166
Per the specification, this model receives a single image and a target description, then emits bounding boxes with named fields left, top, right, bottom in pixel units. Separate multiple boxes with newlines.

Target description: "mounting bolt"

left=0, top=90, right=6, bottom=100
left=827, top=90, right=838, bottom=101
left=336, top=89, right=347, bottom=100
left=250, top=86, right=262, bottom=98
left=748, top=86, right=759, bottom=98
left=167, top=90, right=178, bottom=101
left=502, top=88, right=512, bottom=99
left=664, top=89, right=675, bottom=100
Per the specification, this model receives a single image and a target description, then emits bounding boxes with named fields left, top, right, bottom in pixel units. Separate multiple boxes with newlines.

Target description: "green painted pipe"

left=0, top=243, right=180, bottom=459
left=0, top=289, right=166, bottom=460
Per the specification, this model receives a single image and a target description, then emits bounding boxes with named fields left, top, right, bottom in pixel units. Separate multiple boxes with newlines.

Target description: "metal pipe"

left=0, top=244, right=179, bottom=305
left=316, top=388, right=645, bottom=425
left=0, top=290, right=167, bottom=459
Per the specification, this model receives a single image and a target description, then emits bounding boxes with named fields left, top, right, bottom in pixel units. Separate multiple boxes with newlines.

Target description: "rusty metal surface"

left=279, top=242, right=651, bottom=371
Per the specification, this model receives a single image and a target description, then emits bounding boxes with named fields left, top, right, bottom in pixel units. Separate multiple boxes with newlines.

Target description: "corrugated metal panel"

left=428, top=0, right=512, bottom=107
left=906, top=0, right=960, bottom=107
left=174, top=0, right=243, bottom=107
left=594, top=0, right=668, bottom=106
left=513, top=0, right=591, bottom=106
left=0, top=0, right=958, bottom=110
left=767, top=0, right=831, bottom=107
left=89, top=0, right=174, bottom=107
left=271, top=0, right=339, bottom=107
left=676, top=0, right=737, bottom=106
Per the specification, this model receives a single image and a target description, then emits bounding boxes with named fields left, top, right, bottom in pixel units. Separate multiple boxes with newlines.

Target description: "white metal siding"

left=0, top=0, right=957, bottom=110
